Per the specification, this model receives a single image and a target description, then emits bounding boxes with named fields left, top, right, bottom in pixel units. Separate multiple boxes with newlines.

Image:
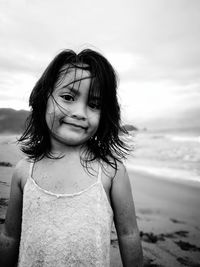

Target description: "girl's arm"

left=0, top=160, right=24, bottom=267
left=111, top=162, right=143, bottom=267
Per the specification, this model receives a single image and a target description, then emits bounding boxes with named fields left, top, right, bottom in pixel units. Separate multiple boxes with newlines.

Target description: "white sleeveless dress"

left=17, top=162, right=113, bottom=267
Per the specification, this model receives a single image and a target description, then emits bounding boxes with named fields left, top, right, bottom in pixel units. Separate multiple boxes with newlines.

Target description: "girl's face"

left=45, top=67, right=101, bottom=149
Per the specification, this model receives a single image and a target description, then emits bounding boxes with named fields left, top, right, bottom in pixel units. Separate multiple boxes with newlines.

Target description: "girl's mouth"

left=63, top=121, right=87, bottom=130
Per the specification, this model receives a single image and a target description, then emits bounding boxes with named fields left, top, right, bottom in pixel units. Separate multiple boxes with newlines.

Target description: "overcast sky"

left=0, top=0, right=200, bottom=124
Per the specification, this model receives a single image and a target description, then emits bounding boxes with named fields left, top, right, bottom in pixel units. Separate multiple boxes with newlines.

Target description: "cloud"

left=119, top=78, right=200, bottom=122
left=0, top=0, right=200, bottom=121
left=0, top=71, right=36, bottom=110
left=0, top=51, right=47, bottom=76
left=106, top=52, right=144, bottom=75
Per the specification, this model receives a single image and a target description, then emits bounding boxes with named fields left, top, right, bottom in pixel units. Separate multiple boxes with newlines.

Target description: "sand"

left=0, top=136, right=200, bottom=266
left=130, top=170, right=200, bottom=267
left=109, top=169, right=200, bottom=267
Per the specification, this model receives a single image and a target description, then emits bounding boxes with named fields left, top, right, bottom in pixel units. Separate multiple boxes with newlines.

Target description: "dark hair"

left=19, top=49, right=131, bottom=171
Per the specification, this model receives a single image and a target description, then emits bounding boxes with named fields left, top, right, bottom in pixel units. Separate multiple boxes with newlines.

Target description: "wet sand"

left=111, top=169, right=200, bottom=266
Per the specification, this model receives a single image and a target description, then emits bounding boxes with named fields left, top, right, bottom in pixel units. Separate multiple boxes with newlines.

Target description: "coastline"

left=113, top=168, right=200, bottom=267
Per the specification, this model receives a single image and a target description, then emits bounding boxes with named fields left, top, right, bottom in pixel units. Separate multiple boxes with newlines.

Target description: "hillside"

left=0, top=108, right=29, bottom=134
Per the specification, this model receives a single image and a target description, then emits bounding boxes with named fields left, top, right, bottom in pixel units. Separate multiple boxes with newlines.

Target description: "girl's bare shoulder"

left=101, top=160, right=126, bottom=181
left=100, top=160, right=126, bottom=195
left=13, top=158, right=31, bottom=188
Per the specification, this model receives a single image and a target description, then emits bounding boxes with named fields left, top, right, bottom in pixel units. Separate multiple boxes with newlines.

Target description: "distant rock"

left=0, top=161, right=13, bottom=167
left=0, top=108, right=29, bottom=134
left=122, top=124, right=138, bottom=132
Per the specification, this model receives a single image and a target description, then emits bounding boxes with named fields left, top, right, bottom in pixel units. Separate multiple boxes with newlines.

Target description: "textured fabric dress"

left=17, top=162, right=113, bottom=267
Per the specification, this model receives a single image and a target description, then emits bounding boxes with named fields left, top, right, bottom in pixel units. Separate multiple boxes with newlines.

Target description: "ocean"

left=0, top=131, right=200, bottom=185
left=124, top=128, right=200, bottom=184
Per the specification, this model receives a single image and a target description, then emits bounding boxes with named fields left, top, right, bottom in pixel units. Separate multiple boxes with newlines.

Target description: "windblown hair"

left=18, top=48, right=131, bottom=171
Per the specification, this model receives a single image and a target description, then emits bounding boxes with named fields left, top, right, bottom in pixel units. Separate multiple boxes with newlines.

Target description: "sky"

left=0, top=0, right=200, bottom=126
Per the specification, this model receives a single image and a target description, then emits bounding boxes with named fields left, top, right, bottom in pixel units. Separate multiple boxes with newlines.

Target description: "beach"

left=110, top=169, right=200, bottom=267
left=0, top=134, right=200, bottom=266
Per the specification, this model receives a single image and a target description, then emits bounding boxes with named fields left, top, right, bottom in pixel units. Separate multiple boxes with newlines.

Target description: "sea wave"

left=126, top=163, right=200, bottom=184
left=125, top=130, right=200, bottom=185
left=166, top=135, right=200, bottom=143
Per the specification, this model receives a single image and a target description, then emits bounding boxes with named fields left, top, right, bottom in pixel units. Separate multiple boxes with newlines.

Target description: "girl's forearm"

left=0, top=231, right=19, bottom=267
left=118, top=233, right=143, bottom=267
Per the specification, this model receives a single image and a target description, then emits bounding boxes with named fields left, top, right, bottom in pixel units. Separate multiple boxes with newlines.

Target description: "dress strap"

left=97, top=162, right=102, bottom=183
left=29, top=161, right=34, bottom=178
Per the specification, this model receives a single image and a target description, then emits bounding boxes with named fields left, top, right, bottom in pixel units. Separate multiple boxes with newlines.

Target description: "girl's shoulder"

left=101, top=159, right=126, bottom=181
left=13, top=157, right=32, bottom=188
left=14, top=157, right=31, bottom=174
left=101, top=160, right=128, bottom=202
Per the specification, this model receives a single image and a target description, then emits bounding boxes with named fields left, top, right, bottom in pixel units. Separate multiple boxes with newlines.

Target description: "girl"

left=0, top=49, right=143, bottom=266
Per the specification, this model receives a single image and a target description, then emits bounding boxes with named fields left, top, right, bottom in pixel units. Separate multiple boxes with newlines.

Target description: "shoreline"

left=127, top=163, right=200, bottom=186
left=128, top=168, right=200, bottom=225
left=127, top=169, right=200, bottom=266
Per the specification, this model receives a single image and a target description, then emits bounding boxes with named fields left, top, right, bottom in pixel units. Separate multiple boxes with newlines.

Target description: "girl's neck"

left=49, top=142, right=86, bottom=159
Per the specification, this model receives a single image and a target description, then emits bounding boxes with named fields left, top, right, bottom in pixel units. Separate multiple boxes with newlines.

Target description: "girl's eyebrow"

left=61, top=85, right=80, bottom=96
left=61, top=76, right=92, bottom=94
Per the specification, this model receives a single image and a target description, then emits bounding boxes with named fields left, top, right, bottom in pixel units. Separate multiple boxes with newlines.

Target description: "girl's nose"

left=71, top=102, right=87, bottom=120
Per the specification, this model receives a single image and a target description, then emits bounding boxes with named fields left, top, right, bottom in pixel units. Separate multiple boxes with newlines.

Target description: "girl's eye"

left=61, top=94, right=74, bottom=102
left=88, top=101, right=101, bottom=110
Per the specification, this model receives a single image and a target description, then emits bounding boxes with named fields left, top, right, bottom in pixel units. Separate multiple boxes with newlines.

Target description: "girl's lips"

left=64, top=122, right=87, bottom=129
